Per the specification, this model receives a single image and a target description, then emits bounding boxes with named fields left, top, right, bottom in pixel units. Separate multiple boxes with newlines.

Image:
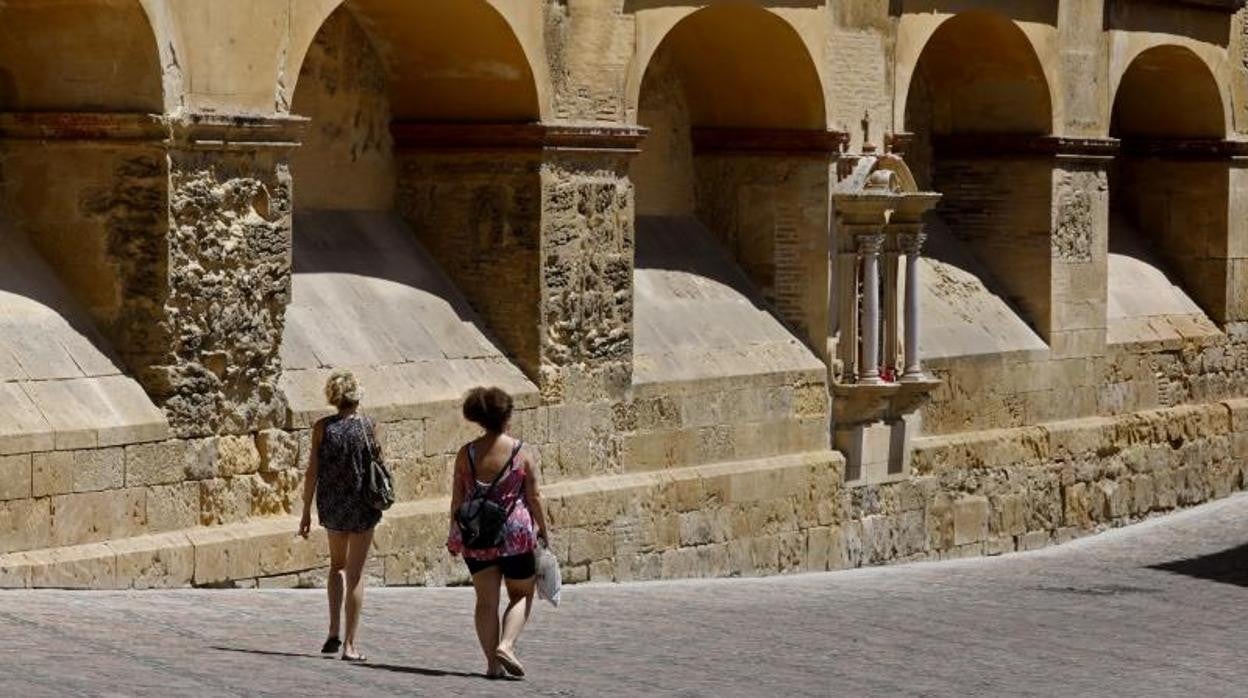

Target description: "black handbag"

left=456, top=441, right=523, bottom=550
left=359, top=418, right=395, bottom=511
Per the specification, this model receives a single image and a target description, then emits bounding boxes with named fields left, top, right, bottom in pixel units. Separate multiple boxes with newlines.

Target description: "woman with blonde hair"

left=447, top=386, right=550, bottom=679
left=299, top=369, right=382, bottom=662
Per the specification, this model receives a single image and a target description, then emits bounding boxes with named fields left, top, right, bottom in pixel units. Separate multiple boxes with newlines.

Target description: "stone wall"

left=931, top=155, right=1055, bottom=338
left=395, top=151, right=544, bottom=382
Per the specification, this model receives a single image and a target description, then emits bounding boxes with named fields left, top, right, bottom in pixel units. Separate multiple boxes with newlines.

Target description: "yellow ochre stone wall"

left=2, top=0, right=1248, bottom=588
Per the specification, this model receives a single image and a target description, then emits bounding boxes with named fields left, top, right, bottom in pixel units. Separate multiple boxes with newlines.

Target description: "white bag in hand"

left=536, top=543, right=562, bottom=607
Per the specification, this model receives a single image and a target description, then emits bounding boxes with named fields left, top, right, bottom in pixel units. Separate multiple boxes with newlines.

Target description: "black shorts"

left=464, top=552, right=536, bottom=580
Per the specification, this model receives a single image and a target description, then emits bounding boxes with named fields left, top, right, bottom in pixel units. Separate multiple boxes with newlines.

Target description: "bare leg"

left=326, top=532, right=348, bottom=643
left=497, top=575, right=535, bottom=662
left=471, top=566, right=503, bottom=676
left=341, top=528, right=373, bottom=660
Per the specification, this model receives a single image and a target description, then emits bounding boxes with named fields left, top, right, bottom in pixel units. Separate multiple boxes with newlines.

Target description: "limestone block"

left=250, top=471, right=302, bottom=517
left=0, top=382, right=54, bottom=455
left=589, top=558, right=615, bottom=581
left=216, top=435, right=261, bottom=477
left=256, top=429, right=300, bottom=473
left=952, top=495, right=989, bottom=546
left=199, top=477, right=253, bottom=526
left=1017, top=530, right=1052, bottom=552
left=0, top=497, right=51, bottom=553
left=32, top=448, right=123, bottom=495
left=183, top=439, right=220, bottom=481
left=749, top=535, right=781, bottom=573
left=990, top=494, right=1027, bottom=537
left=677, top=511, right=714, bottom=547
left=896, top=510, right=927, bottom=557
left=109, top=533, right=195, bottom=589
left=0, top=552, right=32, bottom=588
left=381, top=420, right=424, bottom=462
left=28, top=544, right=118, bottom=589
left=926, top=492, right=955, bottom=550
left=1063, top=482, right=1092, bottom=528
left=0, top=454, right=32, bottom=501
left=985, top=536, right=1015, bottom=556
left=1153, top=470, right=1178, bottom=510
left=257, top=574, right=302, bottom=589
left=805, top=526, right=833, bottom=572
left=125, top=441, right=191, bottom=487
left=425, top=411, right=482, bottom=456
left=188, top=527, right=261, bottom=586
left=49, top=489, right=144, bottom=547
left=861, top=514, right=897, bottom=564
left=1223, top=398, right=1248, bottom=432
left=566, top=526, right=614, bottom=565
left=145, top=483, right=201, bottom=532
left=255, top=523, right=325, bottom=576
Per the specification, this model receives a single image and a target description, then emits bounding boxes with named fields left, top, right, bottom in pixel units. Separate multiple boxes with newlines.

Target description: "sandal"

left=341, top=652, right=368, bottom=663
left=320, top=637, right=341, bottom=654
left=495, top=647, right=525, bottom=677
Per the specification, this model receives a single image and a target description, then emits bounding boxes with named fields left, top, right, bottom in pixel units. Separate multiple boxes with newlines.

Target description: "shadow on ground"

left=210, top=645, right=484, bottom=679
left=1149, top=541, right=1248, bottom=588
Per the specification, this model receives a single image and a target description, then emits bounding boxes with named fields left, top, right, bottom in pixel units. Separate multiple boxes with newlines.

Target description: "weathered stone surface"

left=256, top=429, right=299, bottom=473
left=0, top=454, right=31, bottom=501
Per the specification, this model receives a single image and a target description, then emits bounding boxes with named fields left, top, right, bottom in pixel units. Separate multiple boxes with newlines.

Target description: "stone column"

left=857, top=232, right=885, bottom=385
left=897, top=225, right=928, bottom=382
left=161, top=114, right=304, bottom=436
left=882, top=240, right=901, bottom=380
left=538, top=134, right=640, bottom=403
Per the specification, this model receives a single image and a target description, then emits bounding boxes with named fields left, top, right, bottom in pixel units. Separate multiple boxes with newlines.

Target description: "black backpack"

left=456, top=441, right=523, bottom=550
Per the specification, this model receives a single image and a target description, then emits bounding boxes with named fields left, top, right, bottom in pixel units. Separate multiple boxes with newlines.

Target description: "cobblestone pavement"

left=3, top=495, right=1248, bottom=697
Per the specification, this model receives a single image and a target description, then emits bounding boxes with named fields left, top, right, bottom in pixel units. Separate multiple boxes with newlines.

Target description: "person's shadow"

left=210, top=646, right=494, bottom=679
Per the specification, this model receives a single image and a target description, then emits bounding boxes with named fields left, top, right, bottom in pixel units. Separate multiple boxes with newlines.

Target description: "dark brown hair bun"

left=462, top=386, right=514, bottom=434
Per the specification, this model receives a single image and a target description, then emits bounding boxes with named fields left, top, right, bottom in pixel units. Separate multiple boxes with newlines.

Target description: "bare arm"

left=449, top=446, right=468, bottom=521
left=299, top=420, right=324, bottom=538
left=523, top=447, right=549, bottom=543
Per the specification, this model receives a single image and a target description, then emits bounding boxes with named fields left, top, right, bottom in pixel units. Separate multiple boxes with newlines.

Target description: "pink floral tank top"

left=447, top=441, right=537, bottom=560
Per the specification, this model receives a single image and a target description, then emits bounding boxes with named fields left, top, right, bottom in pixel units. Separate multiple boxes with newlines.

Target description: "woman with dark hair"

left=299, top=369, right=382, bottom=662
left=447, top=386, right=550, bottom=679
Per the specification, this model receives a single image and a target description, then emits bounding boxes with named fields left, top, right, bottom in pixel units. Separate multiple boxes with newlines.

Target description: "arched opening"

left=1107, top=45, right=1226, bottom=340
left=903, top=10, right=1057, bottom=347
left=633, top=4, right=828, bottom=377
left=631, top=4, right=831, bottom=393
left=0, top=0, right=169, bottom=453
left=283, top=2, right=539, bottom=440
left=0, top=0, right=163, bottom=112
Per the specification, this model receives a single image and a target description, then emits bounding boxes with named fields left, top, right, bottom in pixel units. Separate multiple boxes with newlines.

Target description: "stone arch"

left=628, top=4, right=826, bottom=130
left=282, top=0, right=549, bottom=407
left=1107, top=44, right=1231, bottom=333
left=1111, top=45, right=1226, bottom=140
left=289, top=0, right=545, bottom=123
left=901, top=10, right=1059, bottom=343
left=630, top=2, right=832, bottom=359
left=0, top=0, right=164, bottom=112
left=903, top=9, right=1053, bottom=139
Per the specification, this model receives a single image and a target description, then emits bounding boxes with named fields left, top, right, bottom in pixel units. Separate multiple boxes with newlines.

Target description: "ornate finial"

left=862, top=109, right=876, bottom=154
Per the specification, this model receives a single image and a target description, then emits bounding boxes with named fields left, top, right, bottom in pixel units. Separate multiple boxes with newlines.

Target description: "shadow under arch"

left=0, top=0, right=163, bottom=112
left=291, top=0, right=543, bottom=124
left=282, top=2, right=542, bottom=423
left=902, top=8, right=1057, bottom=343
left=1108, top=44, right=1230, bottom=334
left=0, top=0, right=170, bottom=445
left=630, top=2, right=827, bottom=131
left=630, top=2, right=831, bottom=382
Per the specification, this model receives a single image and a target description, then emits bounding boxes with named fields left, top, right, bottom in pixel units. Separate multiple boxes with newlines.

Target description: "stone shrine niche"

left=831, top=152, right=941, bottom=484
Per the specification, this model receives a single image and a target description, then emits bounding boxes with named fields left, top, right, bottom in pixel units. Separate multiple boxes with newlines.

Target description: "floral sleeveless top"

left=447, top=441, right=537, bottom=561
